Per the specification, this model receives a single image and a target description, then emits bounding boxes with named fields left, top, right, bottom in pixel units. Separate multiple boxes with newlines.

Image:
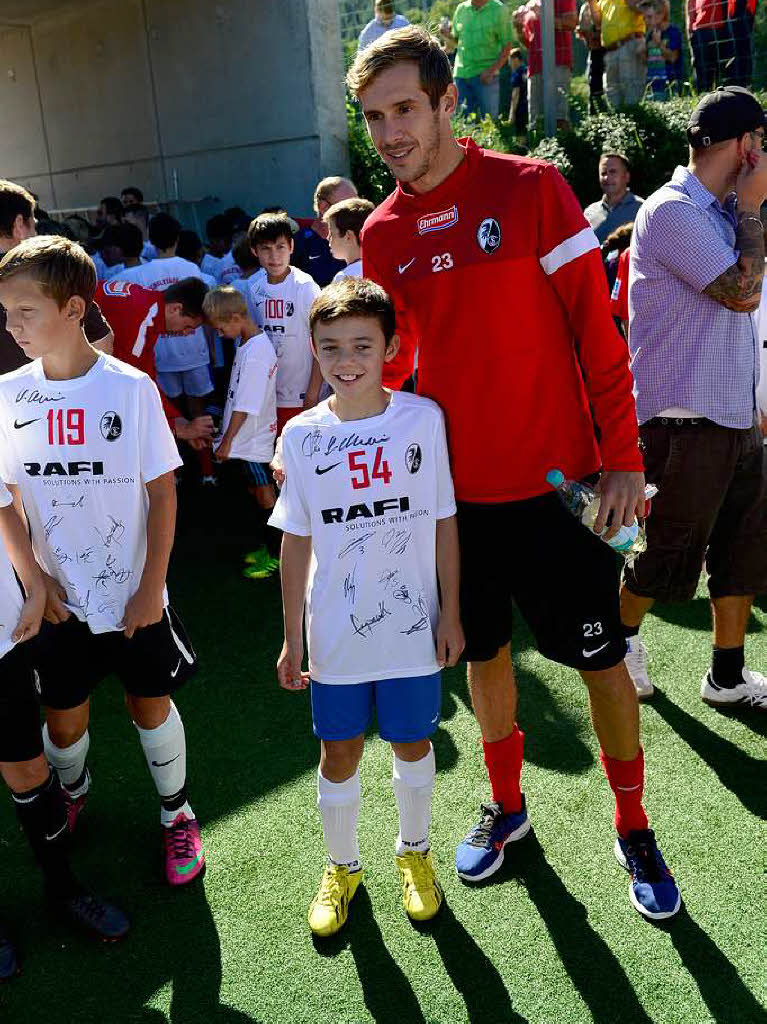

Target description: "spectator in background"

left=358, top=1, right=409, bottom=51
left=728, top=0, right=755, bottom=86
left=577, top=0, right=606, bottom=113
left=516, top=0, right=577, bottom=131
left=293, top=176, right=358, bottom=286
left=441, top=0, right=514, bottom=119
left=600, top=0, right=646, bottom=108
left=120, top=186, right=143, bottom=208
left=623, top=87, right=767, bottom=710
left=202, top=214, right=233, bottom=277
left=507, top=48, right=529, bottom=142
left=658, top=0, right=683, bottom=92
left=95, top=196, right=123, bottom=230
left=584, top=153, right=644, bottom=242
left=124, top=203, right=156, bottom=260
left=0, top=179, right=112, bottom=374
left=324, top=196, right=375, bottom=280
left=640, top=0, right=669, bottom=98
left=687, top=0, right=732, bottom=92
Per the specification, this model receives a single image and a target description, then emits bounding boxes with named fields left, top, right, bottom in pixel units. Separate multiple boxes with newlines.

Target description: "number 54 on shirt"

left=348, top=447, right=392, bottom=489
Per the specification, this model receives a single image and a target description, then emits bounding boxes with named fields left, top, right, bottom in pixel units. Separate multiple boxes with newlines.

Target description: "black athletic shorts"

left=35, top=606, right=197, bottom=710
left=0, top=640, right=44, bottom=762
left=457, top=492, right=626, bottom=671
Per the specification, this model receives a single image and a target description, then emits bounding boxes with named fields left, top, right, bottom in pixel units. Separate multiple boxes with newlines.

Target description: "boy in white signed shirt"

left=270, top=277, right=463, bottom=937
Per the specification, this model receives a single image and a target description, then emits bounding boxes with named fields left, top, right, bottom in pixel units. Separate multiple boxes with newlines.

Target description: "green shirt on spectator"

left=453, top=0, right=515, bottom=80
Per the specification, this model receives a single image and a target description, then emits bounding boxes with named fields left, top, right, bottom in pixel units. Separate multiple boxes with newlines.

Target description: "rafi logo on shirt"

left=417, top=206, right=459, bottom=235
left=477, top=218, right=501, bottom=255
left=405, top=443, right=422, bottom=474
left=100, top=411, right=122, bottom=441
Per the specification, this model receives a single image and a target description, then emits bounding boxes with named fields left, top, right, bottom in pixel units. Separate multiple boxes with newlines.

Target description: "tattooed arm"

left=703, top=210, right=765, bottom=313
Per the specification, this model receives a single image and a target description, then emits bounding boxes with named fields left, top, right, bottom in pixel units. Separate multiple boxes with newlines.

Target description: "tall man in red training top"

left=348, top=26, right=680, bottom=920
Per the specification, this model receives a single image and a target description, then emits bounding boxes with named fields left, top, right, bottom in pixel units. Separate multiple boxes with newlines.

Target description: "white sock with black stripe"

left=317, top=769, right=361, bottom=871
left=393, top=745, right=435, bottom=856
left=43, top=724, right=90, bottom=796
left=134, top=702, right=193, bottom=826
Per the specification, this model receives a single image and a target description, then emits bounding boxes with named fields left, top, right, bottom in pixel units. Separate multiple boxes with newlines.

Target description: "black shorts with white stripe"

left=34, top=607, right=197, bottom=710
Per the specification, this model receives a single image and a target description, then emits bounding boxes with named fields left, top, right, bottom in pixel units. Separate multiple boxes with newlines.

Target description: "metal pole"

left=541, top=0, right=557, bottom=137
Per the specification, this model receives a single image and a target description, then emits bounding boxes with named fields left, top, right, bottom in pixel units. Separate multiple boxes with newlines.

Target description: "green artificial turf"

left=1, top=484, right=764, bottom=1024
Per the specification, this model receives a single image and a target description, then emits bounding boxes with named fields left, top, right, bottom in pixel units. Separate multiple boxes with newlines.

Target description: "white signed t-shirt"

left=0, top=354, right=182, bottom=635
left=247, top=267, right=321, bottom=408
left=269, top=392, right=456, bottom=684
left=215, top=334, right=278, bottom=463
left=0, top=480, right=24, bottom=659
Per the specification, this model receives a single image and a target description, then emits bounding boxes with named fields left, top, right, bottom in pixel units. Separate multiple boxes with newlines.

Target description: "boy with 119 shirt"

left=0, top=237, right=205, bottom=888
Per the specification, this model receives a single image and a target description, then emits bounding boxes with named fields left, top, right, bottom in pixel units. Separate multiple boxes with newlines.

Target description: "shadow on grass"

left=498, top=831, right=655, bottom=1024
left=668, top=907, right=767, bottom=1024
left=650, top=689, right=766, bottom=819
left=313, top=886, right=427, bottom=1024
left=0, top=865, right=259, bottom=1024
left=424, top=901, right=529, bottom=1023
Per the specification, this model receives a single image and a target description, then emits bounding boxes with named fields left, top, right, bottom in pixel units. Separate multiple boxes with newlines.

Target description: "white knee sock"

left=134, top=702, right=192, bottom=825
left=43, top=724, right=90, bottom=796
left=317, top=769, right=361, bottom=870
left=393, top=745, right=435, bottom=856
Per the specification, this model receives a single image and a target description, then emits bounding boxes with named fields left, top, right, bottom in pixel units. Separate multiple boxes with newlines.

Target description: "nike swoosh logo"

left=151, top=755, right=180, bottom=768
left=315, top=462, right=341, bottom=475
left=45, top=821, right=68, bottom=842
left=14, top=417, right=39, bottom=429
left=170, top=657, right=183, bottom=679
left=398, top=258, right=416, bottom=274
left=309, top=255, right=322, bottom=260
left=583, top=642, right=610, bottom=658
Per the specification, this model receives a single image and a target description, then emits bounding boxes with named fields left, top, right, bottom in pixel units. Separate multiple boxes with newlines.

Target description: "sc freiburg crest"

left=477, top=218, right=501, bottom=255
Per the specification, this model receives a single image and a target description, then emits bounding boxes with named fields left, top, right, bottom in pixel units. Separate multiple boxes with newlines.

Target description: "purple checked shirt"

left=628, top=166, right=759, bottom=428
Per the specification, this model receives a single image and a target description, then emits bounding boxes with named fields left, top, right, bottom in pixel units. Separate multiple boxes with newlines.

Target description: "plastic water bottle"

left=546, top=469, right=656, bottom=558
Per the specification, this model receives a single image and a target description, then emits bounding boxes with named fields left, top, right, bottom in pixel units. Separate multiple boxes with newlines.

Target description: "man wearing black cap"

left=622, top=86, right=767, bottom=712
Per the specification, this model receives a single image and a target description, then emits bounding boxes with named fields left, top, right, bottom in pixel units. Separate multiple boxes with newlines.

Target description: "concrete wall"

left=0, top=0, right=348, bottom=220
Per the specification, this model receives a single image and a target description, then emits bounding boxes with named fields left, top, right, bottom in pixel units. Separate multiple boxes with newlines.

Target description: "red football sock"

left=600, top=747, right=649, bottom=838
left=482, top=727, right=523, bottom=814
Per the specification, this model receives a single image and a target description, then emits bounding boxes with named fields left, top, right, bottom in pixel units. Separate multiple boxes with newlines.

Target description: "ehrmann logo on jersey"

left=417, top=206, right=459, bottom=235
left=405, top=444, right=422, bottom=474
left=100, top=411, right=122, bottom=441
left=477, top=218, right=501, bottom=255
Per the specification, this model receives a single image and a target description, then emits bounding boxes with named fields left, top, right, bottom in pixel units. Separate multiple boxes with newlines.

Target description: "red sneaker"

left=164, top=812, right=205, bottom=886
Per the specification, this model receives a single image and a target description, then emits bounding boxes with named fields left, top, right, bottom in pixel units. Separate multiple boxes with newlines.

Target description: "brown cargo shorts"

left=623, top=418, right=767, bottom=602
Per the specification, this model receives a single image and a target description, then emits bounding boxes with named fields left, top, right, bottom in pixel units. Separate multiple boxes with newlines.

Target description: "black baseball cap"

left=687, top=86, right=766, bottom=149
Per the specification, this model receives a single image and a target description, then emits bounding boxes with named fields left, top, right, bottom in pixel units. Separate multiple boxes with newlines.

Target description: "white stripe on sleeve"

left=539, top=227, right=600, bottom=276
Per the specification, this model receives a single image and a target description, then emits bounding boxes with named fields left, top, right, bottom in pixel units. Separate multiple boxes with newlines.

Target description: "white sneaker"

left=625, top=635, right=654, bottom=700
left=700, top=668, right=767, bottom=712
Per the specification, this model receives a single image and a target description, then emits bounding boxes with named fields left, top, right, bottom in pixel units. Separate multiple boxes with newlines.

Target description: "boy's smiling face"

left=0, top=273, right=85, bottom=359
left=311, top=315, right=399, bottom=403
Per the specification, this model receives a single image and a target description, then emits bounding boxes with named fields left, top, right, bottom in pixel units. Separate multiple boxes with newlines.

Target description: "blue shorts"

left=310, top=672, right=441, bottom=742
left=244, top=461, right=271, bottom=487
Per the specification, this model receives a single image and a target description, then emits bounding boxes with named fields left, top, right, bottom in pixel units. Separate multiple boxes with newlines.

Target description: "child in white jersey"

left=246, top=214, right=321, bottom=433
left=0, top=485, right=129, bottom=971
left=270, top=277, right=464, bottom=937
left=324, top=197, right=375, bottom=282
left=0, top=236, right=205, bottom=888
left=203, top=286, right=281, bottom=579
